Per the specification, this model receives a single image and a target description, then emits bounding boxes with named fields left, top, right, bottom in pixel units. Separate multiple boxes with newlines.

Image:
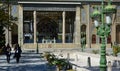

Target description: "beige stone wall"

left=21, top=43, right=112, bottom=49
left=91, top=44, right=111, bottom=48
left=22, top=43, right=80, bottom=49
left=18, top=4, right=120, bottom=49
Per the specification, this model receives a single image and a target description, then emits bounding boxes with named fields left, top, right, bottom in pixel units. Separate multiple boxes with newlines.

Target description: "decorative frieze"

left=23, top=7, right=75, bottom=11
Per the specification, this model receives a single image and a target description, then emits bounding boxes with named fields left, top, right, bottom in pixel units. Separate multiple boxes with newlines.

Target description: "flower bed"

left=112, top=45, right=120, bottom=56
left=44, top=52, right=73, bottom=71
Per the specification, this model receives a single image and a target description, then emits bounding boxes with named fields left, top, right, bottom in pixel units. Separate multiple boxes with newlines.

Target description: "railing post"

left=107, top=61, right=112, bottom=71
left=87, top=57, right=91, bottom=67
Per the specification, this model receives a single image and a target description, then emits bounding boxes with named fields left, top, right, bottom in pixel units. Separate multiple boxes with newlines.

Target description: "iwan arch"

left=5, top=0, right=120, bottom=49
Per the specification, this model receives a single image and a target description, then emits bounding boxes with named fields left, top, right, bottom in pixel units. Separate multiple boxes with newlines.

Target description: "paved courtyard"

left=0, top=50, right=56, bottom=71
left=0, top=48, right=120, bottom=71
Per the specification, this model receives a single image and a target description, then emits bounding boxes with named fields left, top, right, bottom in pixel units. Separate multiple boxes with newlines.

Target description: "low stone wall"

left=22, top=43, right=80, bottom=49
left=91, top=44, right=111, bottom=48
left=52, top=51, right=120, bottom=71
left=21, top=43, right=112, bottom=49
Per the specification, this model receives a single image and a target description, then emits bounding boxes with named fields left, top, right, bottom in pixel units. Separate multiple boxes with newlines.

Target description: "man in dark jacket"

left=5, top=43, right=11, bottom=63
left=14, top=43, right=22, bottom=63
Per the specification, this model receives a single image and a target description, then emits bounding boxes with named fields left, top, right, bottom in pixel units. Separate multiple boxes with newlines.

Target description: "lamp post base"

left=100, top=37, right=107, bottom=71
left=100, top=65, right=107, bottom=71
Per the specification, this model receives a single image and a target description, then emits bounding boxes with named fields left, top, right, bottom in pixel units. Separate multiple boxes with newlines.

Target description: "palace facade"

left=4, top=0, right=120, bottom=49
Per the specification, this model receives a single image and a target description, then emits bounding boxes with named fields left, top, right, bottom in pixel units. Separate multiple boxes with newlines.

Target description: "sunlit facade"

left=5, top=0, right=120, bottom=49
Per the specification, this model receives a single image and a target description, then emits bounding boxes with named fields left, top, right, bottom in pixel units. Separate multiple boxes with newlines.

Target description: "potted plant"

left=112, top=45, right=119, bottom=56
left=44, top=52, right=56, bottom=65
left=52, top=59, right=67, bottom=71
left=44, top=52, right=73, bottom=71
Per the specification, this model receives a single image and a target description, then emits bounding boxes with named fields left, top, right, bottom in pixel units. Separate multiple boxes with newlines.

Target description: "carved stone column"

left=5, top=27, right=9, bottom=45
left=111, top=9, right=116, bottom=45
left=62, top=11, right=65, bottom=43
left=111, top=19, right=116, bottom=45
left=74, top=6, right=81, bottom=45
left=86, top=5, right=91, bottom=48
left=18, top=4, right=23, bottom=47
left=33, top=11, right=37, bottom=44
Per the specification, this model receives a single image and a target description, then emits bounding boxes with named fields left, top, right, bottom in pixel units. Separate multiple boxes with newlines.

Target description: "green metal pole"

left=100, top=0, right=107, bottom=71
left=100, top=36, right=107, bottom=71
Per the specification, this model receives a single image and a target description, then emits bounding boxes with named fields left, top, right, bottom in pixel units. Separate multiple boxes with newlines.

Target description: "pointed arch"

left=37, top=17, right=58, bottom=40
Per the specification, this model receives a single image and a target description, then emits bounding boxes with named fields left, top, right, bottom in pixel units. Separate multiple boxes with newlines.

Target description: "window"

left=92, top=34, right=96, bottom=43
left=23, top=11, right=34, bottom=43
left=107, top=35, right=111, bottom=43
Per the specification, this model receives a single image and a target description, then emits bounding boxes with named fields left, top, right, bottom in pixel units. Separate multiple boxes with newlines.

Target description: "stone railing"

left=22, top=43, right=79, bottom=49
left=42, top=38, right=56, bottom=43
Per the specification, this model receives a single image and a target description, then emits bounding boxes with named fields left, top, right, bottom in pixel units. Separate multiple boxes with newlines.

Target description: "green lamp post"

left=91, top=0, right=116, bottom=71
left=81, top=32, right=86, bottom=52
left=36, top=31, right=39, bottom=54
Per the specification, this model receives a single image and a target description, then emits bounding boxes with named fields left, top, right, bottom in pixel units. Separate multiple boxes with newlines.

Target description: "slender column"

left=111, top=14, right=116, bottom=44
left=9, top=29, right=12, bottom=45
left=33, top=11, right=37, bottom=44
left=5, top=27, right=8, bottom=45
left=9, top=4, right=12, bottom=46
left=5, top=4, right=12, bottom=46
left=5, top=27, right=12, bottom=46
left=86, top=5, right=91, bottom=48
left=74, top=6, right=81, bottom=44
left=5, top=26, right=12, bottom=46
left=111, top=23, right=116, bottom=44
left=18, top=4, right=23, bottom=47
left=62, top=11, right=65, bottom=43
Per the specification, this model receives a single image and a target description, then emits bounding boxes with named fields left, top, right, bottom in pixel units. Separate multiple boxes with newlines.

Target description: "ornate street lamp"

left=91, top=0, right=116, bottom=71
left=36, top=31, right=39, bottom=54
left=81, top=32, right=86, bottom=52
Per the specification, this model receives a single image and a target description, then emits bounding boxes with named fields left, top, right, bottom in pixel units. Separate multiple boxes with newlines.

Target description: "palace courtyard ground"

left=0, top=47, right=120, bottom=71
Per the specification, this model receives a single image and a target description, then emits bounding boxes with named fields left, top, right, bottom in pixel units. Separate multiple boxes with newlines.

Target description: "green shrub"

left=92, top=49, right=99, bottom=54
left=112, top=45, right=120, bottom=56
left=44, top=52, right=72, bottom=71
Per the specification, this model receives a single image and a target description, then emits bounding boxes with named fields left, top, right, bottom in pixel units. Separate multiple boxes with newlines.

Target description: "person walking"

left=5, top=43, right=11, bottom=63
left=14, top=43, right=22, bottom=63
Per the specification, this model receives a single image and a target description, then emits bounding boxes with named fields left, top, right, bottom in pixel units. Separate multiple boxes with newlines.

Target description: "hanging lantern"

left=94, top=19, right=99, bottom=28
left=106, top=15, right=112, bottom=25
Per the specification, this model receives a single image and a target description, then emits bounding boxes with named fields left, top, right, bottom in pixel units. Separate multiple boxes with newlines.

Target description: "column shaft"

left=5, top=27, right=8, bottom=45
left=86, top=5, right=91, bottom=48
left=18, top=5, right=23, bottom=47
left=33, top=11, right=37, bottom=44
left=111, top=14, right=116, bottom=44
left=62, top=11, right=65, bottom=43
left=74, top=6, right=81, bottom=44
left=5, top=28, right=12, bottom=46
